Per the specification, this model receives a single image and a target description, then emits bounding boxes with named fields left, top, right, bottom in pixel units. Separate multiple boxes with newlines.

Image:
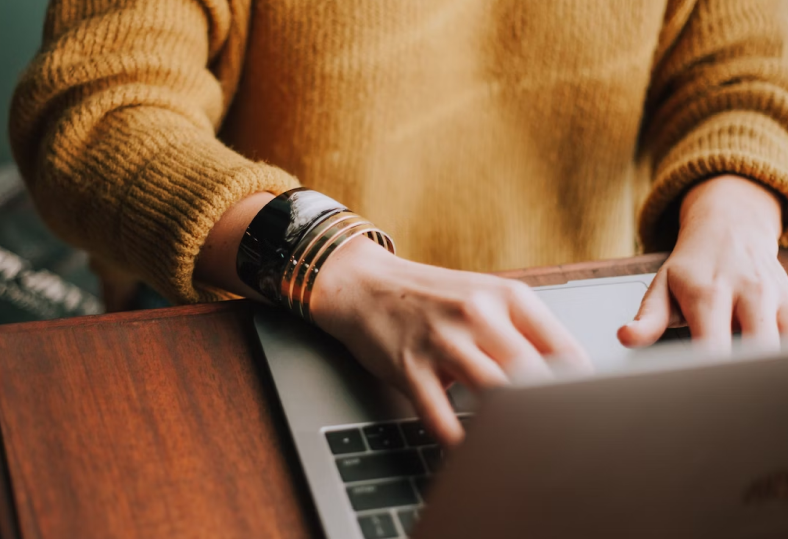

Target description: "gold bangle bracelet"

left=281, top=212, right=356, bottom=289
left=287, top=219, right=373, bottom=318
left=299, top=224, right=395, bottom=323
left=284, top=216, right=369, bottom=311
left=295, top=221, right=376, bottom=320
left=277, top=208, right=395, bottom=323
left=281, top=212, right=364, bottom=309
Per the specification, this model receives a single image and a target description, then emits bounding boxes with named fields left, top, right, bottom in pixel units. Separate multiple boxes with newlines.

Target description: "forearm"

left=679, top=175, right=783, bottom=243
left=196, top=190, right=391, bottom=307
left=195, top=191, right=275, bottom=301
left=637, top=0, right=788, bottom=252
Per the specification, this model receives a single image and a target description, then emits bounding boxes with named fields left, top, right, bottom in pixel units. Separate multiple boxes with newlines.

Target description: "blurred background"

left=0, top=0, right=104, bottom=325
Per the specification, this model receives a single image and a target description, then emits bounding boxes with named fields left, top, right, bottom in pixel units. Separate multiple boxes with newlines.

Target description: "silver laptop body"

left=253, top=273, right=787, bottom=538
left=414, top=346, right=788, bottom=538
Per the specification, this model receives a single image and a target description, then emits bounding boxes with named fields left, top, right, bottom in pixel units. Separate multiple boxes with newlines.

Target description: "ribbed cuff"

left=118, top=125, right=300, bottom=304
left=639, top=110, right=788, bottom=252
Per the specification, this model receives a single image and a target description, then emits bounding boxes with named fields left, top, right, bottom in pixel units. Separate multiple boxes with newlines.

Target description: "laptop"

left=252, top=273, right=788, bottom=538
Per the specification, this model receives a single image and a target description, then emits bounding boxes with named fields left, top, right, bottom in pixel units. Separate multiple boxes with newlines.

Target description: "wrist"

left=310, top=235, right=401, bottom=330
left=232, top=188, right=395, bottom=321
left=679, top=175, right=783, bottom=242
left=195, top=191, right=275, bottom=301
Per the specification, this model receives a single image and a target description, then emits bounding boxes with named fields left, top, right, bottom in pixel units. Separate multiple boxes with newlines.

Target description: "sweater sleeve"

left=637, top=0, right=788, bottom=252
left=8, top=0, right=300, bottom=304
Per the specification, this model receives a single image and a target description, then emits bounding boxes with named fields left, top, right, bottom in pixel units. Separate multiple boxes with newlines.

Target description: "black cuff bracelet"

left=236, top=188, right=347, bottom=303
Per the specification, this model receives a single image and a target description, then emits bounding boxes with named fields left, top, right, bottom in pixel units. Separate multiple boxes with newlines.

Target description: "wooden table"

left=0, top=253, right=679, bottom=539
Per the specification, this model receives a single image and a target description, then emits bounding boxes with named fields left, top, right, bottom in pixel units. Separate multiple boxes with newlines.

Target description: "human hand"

left=310, top=237, right=590, bottom=446
left=619, top=176, right=787, bottom=351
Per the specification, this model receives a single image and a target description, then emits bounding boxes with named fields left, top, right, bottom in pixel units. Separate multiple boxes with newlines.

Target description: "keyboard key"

left=658, top=326, right=693, bottom=343
left=421, top=446, right=443, bottom=473
left=347, top=480, right=418, bottom=511
left=325, top=429, right=366, bottom=455
left=400, top=421, right=435, bottom=446
left=413, top=476, right=430, bottom=501
left=336, top=450, right=425, bottom=482
left=364, top=424, right=405, bottom=450
left=398, top=509, right=419, bottom=536
left=358, top=513, right=398, bottom=539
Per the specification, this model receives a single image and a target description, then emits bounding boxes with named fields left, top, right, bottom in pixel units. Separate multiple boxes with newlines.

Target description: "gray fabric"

left=0, top=165, right=103, bottom=324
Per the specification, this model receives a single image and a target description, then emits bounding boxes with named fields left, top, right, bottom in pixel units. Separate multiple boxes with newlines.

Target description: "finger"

left=618, top=270, right=674, bottom=348
left=439, top=342, right=510, bottom=392
left=734, top=294, right=780, bottom=350
left=405, top=364, right=463, bottom=447
left=680, top=283, right=734, bottom=351
left=778, top=302, right=788, bottom=335
left=436, top=369, right=456, bottom=390
left=474, top=321, right=556, bottom=383
left=506, top=285, right=591, bottom=369
left=770, top=264, right=788, bottom=336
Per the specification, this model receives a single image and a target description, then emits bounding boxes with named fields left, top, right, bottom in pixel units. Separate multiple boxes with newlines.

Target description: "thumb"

left=618, top=271, right=672, bottom=348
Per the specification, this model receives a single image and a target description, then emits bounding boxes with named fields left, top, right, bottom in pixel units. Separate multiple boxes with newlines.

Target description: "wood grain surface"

left=0, top=303, right=322, bottom=539
left=1, top=252, right=783, bottom=539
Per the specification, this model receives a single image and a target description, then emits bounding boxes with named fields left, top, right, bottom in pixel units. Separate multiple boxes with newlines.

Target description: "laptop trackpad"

left=536, top=281, right=648, bottom=371
left=450, top=280, right=651, bottom=412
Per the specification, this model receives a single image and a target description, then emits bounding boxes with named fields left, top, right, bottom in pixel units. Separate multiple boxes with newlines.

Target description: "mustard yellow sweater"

left=9, top=0, right=788, bottom=303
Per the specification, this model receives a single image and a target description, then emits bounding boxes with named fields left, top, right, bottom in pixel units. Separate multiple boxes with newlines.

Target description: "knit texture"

left=9, top=0, right=788, bottom=303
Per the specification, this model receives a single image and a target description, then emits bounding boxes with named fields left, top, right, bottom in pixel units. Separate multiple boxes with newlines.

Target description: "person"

left=9, top=0, right=788, bottom=446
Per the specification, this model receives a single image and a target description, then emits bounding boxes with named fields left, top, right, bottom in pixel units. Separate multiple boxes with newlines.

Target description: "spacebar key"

left=347, top=481, right=418, bottom=511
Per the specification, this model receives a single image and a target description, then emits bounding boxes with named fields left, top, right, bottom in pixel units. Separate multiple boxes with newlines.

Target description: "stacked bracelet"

left=236, top=188, right=395, bottom=322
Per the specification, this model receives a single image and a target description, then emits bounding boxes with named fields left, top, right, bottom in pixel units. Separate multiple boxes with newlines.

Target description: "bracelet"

left=283, top=216, right=393, bottom=322
left=236, top=188, right=395, bottom=320
left=297, top=222, right=394, bottom=323
left=236, top=188, right=347, bottom=303
left=283, top=212, right=368, bottom=311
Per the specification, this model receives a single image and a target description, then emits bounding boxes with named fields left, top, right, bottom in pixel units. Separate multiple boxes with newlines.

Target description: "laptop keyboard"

left=324, top=328, right=692, bottom=538
left=658, top=326, right=691, bottom=342
left=324, top=417, right=471, bottom=538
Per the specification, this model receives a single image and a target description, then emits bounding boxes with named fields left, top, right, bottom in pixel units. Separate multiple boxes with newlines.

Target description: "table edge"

left=0, top=254, right=671, bottom=335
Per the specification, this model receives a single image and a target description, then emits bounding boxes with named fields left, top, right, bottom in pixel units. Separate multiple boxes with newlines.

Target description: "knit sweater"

left=9, top=0, right=788, bottom=304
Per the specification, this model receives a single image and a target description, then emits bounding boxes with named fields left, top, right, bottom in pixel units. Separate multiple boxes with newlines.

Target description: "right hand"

left=311, top=237, right=590, bottom=446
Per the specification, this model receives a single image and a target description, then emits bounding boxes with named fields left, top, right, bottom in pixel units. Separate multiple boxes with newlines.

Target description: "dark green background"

left=0, top=0, right=106, bottom=326
left=1, top=0, right=49, bottom=166
left=0, top=0, right=169, bottom=326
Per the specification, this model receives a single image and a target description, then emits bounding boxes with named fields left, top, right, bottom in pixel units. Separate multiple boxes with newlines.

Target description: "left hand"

left=618, top=175, right=788, bottom=351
